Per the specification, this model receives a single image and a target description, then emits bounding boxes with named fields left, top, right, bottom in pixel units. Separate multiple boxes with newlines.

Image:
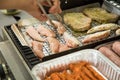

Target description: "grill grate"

left=4, top=23, right=120, bottom=70
left=5, top=26, right=41, bottom=69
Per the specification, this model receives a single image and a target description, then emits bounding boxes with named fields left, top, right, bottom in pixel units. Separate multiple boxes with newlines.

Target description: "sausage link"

left=99, top=46, right=120, bottom=67
left=112, top=41, right=120, bottom=56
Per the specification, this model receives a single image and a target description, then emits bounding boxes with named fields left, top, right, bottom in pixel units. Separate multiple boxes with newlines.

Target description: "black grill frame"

left=4, top=26, right=41, bottom=69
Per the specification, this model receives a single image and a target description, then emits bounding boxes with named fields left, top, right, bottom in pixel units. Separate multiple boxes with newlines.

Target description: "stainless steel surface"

left=0, top=40, right=33, bottom=80
left=0, top=10, right=40, bottom=80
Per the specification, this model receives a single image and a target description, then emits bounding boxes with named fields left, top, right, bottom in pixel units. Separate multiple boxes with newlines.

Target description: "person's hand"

left=20, top=0, right=47, bottom=21
left=40, top=0, right=62, bottom=14
left=49, top=0, right=62, bottom=14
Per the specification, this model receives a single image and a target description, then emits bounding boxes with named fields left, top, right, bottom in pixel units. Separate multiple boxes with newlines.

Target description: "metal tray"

left=31, top=49, right=120, bottom=80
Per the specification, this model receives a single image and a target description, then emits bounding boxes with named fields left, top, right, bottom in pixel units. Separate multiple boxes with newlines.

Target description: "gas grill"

left=2, top=0, right=120, bottom=79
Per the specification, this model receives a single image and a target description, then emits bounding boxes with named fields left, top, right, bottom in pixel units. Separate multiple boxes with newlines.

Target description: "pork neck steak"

left=64, top=13, right=92, bottom=32
left=83, top=7, right=119, bottom=23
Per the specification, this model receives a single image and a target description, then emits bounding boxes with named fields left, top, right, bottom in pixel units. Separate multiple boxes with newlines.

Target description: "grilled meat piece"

left=87, top=23, right=120, bottom=34
left=83, top=7, right=119, bottom=23
left=82, top=30, right=110, bottom=44
left=64, top=13, right=92, bottom=31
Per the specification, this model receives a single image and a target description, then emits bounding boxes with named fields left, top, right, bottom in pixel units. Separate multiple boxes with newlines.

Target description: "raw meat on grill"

left=32, top=41, right=44, bottom=59
left=36, top=24, right=56, bottom=37
left=63, top=32, right=80, bottom=48
left=59, top=43, right=71, bottom=52
left=26, top=26, right=44, bottom=42
left=46, top=20, right=66, bottom=35
left=47, top=37, right=60, bottom=54
left=64, top=13, right=92, bottom=31
left=83, top=7, right=119, bottom=23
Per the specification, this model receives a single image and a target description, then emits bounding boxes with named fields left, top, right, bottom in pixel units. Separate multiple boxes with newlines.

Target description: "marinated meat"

left=64, top=13, right=92, bottom=31
left=47, top=37, right=60, bottom=54
left=87, top=23, right=120, bottom=34
left=99, top=46, right=120, bottom=67
left=83, top=7, right=119, bottom=23
left=63, top=32, right=80, bottom=48
left=86, top=65, right=105, bottom=80
left=26, top=26, right=44, bottom=42
left=112, top=41, right=120, bottom=56
left=32, top=41, right=44, bottom=59
left=45, top=61, right=105, bottom=80
left=46, top=20, right=66, bottom=35
left=82, top=30, right=110, bottom=44
left=37, top=24, right=56, bottom=37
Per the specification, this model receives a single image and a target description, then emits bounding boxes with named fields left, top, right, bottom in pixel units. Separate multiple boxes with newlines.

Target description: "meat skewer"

left=37, top=24, right=56, bottom=37
left=26, top=26, right=44, bottom=42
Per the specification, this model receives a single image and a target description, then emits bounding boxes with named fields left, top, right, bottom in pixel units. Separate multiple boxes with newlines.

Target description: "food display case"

left=1, top=0, right=120, bottom=80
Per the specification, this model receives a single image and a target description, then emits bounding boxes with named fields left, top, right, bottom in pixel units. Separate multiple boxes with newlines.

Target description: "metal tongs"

left=37, top=0, right=62, bottom=25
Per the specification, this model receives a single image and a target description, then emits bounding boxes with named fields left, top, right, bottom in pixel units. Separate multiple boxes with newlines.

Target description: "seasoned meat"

left=87, top=23, right=120, bottom=34
left=82, top=30, right=110, bottom=44
left=83, top=7, right=119, bottom=23
left=64, top=13, right=92, bottom=31
left=112, top=41, right=120, bottom=56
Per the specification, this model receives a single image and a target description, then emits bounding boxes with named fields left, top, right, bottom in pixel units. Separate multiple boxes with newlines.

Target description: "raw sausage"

left=99, top=46, right=120, bottom=67
left=112, top=41, right=120, bottom=56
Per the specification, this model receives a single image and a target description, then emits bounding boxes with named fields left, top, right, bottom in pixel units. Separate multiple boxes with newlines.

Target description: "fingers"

left=49, top=0, right=62, bottom=14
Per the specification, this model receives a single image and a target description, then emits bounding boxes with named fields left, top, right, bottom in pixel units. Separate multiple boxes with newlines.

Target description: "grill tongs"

left=37, top=0, right=61, bottom=26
